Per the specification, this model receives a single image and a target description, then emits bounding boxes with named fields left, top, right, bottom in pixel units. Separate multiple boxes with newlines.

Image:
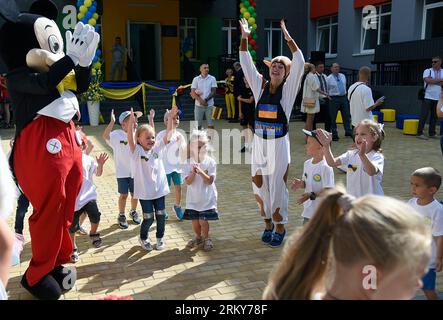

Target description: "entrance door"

left=128, top=22, right=162, bottom=80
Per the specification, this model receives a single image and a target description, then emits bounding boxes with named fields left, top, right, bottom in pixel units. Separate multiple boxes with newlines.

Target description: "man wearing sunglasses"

left=417, top=56, right=443, bottom=140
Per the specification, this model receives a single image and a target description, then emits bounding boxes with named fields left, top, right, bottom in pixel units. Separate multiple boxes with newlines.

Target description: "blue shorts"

left=422, top=268, right=436, bottom=291
left=117, top=177, right=134, bottom=195
left=166, top=172, right=183, bottom=186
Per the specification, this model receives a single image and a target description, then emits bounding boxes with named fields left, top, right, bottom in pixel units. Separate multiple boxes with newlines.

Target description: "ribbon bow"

left=56, top=70, right=77, bottom=94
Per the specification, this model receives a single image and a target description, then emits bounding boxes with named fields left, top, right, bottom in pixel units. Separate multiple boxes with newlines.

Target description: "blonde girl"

left=317, top=119, right=385, bottom=197
left=263, top=187, right=431, bottom=300
left=183, top=130, right=219, bottom=251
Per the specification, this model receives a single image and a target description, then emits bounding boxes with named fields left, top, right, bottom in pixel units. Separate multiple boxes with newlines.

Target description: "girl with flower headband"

left=239, top=18, right=305, bottom=248
left=317, top=119, right=385, bottom=197
left=263, top=187, right=431, bottom=300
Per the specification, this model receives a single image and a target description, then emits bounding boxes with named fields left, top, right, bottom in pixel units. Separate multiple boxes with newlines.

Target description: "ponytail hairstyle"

left=355, top=119, right=385, bottom=152
left=263, top=186, right=431, bottom=300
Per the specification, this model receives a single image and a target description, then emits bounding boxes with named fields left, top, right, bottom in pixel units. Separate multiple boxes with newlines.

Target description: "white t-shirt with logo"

left=302, top=158, right=335, bottom=219
left=191, top=74, right=218, bottom=107
left=131, top=142, right=170, bottom=200
left=75, top=153, right=98, bottom=211
left=423, top=68, right=443, bottom=101
left=348, top=82, right=374, bottom=127
left=156, top=129, right=185, bottom=174
left=106, top=129, right=133, bottom=178
left=407, top=198, right=443, bottom=269
left=338, top=150, right=384, bottom=198
left=183, top=157, right=218, bottom=212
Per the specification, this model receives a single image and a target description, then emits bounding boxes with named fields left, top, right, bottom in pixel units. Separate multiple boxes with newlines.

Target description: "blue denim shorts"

left=166, top=171, right=183, bottom=186
left=422, top=268, right=436, bottom=290
left=183, top=208, right=219, bottom=221
left=117, top=177, right=134, bottom=194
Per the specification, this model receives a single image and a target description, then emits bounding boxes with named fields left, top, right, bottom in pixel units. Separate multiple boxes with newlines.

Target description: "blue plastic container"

left=396, top=114, right=420, bottom=130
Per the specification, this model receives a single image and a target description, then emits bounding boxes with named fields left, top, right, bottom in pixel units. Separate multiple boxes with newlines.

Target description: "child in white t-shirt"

left=183, top=130, right=219, bottom=251
left=69, top=131, right=109, bottom=263
left=408, top=167, right=443, bottom=300
left=292, top=130, right=334, bottom=225
left=156, top=110, right=186, bottom=220
left=128, top=108, right=177, bottom=251
left=103, top=109, right=142, bottom=229
left=317, top=119, right=385, bottom=198
left=0, top=141, right=18, bottom=300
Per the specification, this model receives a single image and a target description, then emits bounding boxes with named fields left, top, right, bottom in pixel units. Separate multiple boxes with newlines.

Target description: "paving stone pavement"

left=1, top=120, right=442, bottom=300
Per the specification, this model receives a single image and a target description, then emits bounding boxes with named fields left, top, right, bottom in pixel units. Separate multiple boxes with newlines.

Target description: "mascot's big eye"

left=48, top=35, right=61, bottom=53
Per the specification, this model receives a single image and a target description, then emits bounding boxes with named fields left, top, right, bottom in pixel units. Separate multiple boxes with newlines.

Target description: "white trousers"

left=251, top=134, right=290, bottom=225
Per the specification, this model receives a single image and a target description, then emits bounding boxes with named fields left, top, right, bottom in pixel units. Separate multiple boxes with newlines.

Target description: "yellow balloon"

left=91, top=68, right=97, bottom=76
left=240, top=7, right=246, bottom=14
left=243, top=12, right=250, bottom=19
left=88, top=18, right=96, bottom=26
left=79, top=5, right=87, bottom=13
left=84, top=0, right=92, bottom=7
left=93, top=13, right=99, bottom=20
left=93, top=62, right=101, bottom=69
left=253, top=24, right=257, bottom=30
left=240, top=3, right=245, bottom=8
left=248, top=17, right=255, bottom=25
left=185, top=50, right=193, bottom=58
left=77, top=12, right=84, bottom=19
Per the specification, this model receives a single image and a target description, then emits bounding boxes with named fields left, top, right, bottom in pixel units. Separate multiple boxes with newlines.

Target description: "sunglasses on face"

left=432, top=61, right=440, bottom=64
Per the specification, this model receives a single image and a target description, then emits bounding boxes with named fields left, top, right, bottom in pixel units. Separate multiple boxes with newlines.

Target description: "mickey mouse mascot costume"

left=0, top=0, right=99, bottom=299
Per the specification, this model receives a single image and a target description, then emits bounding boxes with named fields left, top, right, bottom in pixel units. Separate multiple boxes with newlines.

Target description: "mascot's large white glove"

left=66, top=22, right=94, bottom=66
left=79, top=24, right=100, bottom=68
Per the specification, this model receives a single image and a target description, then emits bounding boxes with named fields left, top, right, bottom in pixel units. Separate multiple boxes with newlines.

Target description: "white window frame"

left=421, top=0, right=443, bottom=39
left=360, top=3, right=391, bottom=54
left=316, top=15, right=338, bottom=58
left=264, top=20, right=283, bottom=60
left=222, top=19, right=237, bottom=55
left=180, top=17, right=198, bottom=60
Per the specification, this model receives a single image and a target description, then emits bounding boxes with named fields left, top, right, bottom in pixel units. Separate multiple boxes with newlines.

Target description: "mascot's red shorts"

left=14, top=116, right=82, bottom=286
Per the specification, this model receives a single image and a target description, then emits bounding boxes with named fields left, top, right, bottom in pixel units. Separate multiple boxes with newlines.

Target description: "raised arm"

left=239, top=18, right=263, bottom=103
left=163, top=107, right=179, bottom=145
left=95, top=153, right=109, bottom=177
left=127, top=109, right=137, bottom=154
left=102, top=109, right=115, bottom=142
left=148, top=109, right=155, bottom=130
left=317, top=129, right=342, bottom=167
left=280, top=19, right=305, bottom=106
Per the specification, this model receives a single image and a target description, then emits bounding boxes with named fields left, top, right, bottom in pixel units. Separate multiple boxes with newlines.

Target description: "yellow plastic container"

left=380, top=109, right=396, bottom=122
left=373, top=114, right=378, bottom=123
left=403, top=119, right=419, bottom=135
left=336, top=111, right=343, bottom=124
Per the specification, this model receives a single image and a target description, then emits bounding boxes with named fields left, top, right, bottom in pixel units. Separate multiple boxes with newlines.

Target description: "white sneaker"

left=139, top=238, right=153, bottom=251
left=156, top=238, right=165, bottom=250
left=416, top=134, right=429, bottom=140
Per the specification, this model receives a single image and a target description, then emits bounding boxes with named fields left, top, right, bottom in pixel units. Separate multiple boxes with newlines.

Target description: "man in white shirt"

left=348, top=66, right=384, bottom=128
left=190, top=64, right=218, bottom=130
left=326, top=63, right=352, bottom=141
left=417, top=56, right=443, bottom=140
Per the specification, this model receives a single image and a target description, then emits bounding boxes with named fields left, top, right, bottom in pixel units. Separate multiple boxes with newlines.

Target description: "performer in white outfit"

left=239, top=18, right=305, bottom=247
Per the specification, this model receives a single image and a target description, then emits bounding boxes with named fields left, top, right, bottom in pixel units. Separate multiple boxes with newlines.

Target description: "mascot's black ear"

left=29, top=0, right=58, bottom=21
left=0, top=0, right=20, bottom=23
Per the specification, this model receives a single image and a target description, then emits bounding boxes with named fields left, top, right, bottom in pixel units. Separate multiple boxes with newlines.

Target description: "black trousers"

left=314, top=99, right=332, bottom=132
left=417, top=99, right=438, bottom=136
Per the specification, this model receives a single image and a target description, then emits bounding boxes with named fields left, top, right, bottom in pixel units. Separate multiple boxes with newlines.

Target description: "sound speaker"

left=310, top=51, right=326, bottom=65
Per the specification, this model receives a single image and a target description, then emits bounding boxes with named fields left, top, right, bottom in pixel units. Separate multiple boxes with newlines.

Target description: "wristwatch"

left=309, top=192, right=316, bottom=201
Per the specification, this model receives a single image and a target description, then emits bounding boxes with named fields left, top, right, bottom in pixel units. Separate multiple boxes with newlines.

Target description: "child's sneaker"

left=165, top=212, right=169, bottom=220
left=90, top=233, right=102, bottom=248
left=118, top=214, right=129, bottom=229
left=71, top=248, right=79, bottom=263
left=203, top=238, right=214, bottom=251
left=156, top=238, right=165, bottom=250
left=139, top=238, right=153, bottom=251
left=129, top=209, right=141, bottom=225
left=269, top=230, right=286, bottom=248
left=186, top=237, right=203, bottom=248
left=261, top=224, right=274, bottom=244
left=173, top=205, right=184, bottom=220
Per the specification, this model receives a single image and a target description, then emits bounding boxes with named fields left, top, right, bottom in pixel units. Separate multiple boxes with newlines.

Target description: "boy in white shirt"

left=292, top=130, right=334, bottom=225
left=103, top=109, right=143, bottom=229
left=408, top=167, right=443, bottom=300
left=156, top=110, right=186, bottom=220
left=69, top=132, right=108, bottom=263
